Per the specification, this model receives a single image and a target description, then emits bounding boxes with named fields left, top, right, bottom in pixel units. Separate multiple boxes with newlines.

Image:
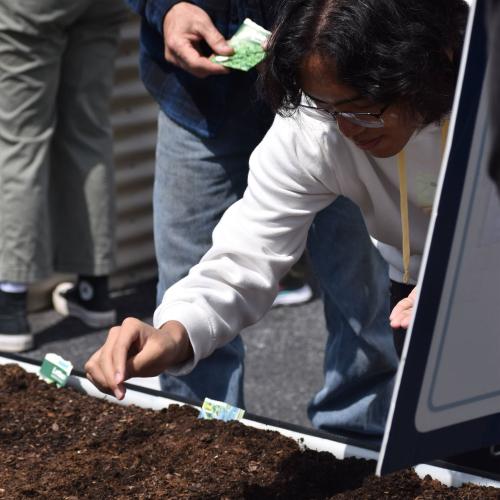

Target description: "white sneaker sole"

left=0, top=332, right=34, bottom=352
left=52, top=282, right=117, bottom=329
left=272, top=284, right=313, bottom=307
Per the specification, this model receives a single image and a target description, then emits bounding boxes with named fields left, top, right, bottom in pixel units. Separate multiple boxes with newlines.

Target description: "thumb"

left=198, top=22, right=233, bottom=56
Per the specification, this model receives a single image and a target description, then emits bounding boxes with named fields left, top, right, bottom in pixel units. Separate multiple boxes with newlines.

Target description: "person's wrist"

left=160, top=320, right=193, bottom=363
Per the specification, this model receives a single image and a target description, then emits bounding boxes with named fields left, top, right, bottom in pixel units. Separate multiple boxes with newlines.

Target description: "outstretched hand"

left=163, top=2, right=233, bottom=78
left=389, top=287, right=417, bottom=330
left=84, top=318, right=193, bottom=400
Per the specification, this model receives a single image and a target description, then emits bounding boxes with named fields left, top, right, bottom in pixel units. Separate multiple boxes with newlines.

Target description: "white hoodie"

left=154, top=110, right=444, bottom=374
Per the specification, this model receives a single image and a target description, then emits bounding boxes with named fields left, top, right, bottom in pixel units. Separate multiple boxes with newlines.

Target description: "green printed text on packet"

left=211, top=18, right=271, bottom=72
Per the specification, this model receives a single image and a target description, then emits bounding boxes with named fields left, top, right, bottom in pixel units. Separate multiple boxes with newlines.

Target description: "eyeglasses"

left=300, top=96, right=390, bottom=129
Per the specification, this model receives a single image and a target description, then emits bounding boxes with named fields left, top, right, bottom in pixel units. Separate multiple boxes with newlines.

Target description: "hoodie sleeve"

left=153, top=113, right=340, bottom=375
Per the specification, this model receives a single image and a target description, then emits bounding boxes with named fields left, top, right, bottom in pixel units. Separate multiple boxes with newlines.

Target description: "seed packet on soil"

left=199, top=397, right=245, bottom=422
left=38, top=353, right=73, bottom=387
left=211, top=18, right=271, bottom=71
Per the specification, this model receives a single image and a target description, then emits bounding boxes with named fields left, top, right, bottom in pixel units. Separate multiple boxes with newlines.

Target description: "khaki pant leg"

left=0, top=1, right=75, bottom=282
left=50, top=0, right=128, bottom=276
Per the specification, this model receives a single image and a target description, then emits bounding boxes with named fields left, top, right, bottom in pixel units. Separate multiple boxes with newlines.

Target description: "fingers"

left=196, top=18, right=233, bottom=56
left=389, top=296, right=413, bottom=321
left=389, top=287, right=417, bottom=329
left=389, top=302, right=412, bottom=328
left=163, top=3, right=232, bottom=78
left=84, top=318, right=143, bottom=400
left=101, top=324, right=133, bottom=397
left=390, top=309, right=412, bottom=329
left=110, top=317, right=142, bottom=380
left=167, top=41, right=231, bottom=78
left=85, top=352, right=115, bottom=397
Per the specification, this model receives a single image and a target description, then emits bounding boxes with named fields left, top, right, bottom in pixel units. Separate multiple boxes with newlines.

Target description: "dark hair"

left=261, top=0, right=469, bottom=125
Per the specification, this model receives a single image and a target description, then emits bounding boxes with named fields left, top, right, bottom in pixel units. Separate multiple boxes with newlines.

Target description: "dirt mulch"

left=0, top=364, right=498, bottom=499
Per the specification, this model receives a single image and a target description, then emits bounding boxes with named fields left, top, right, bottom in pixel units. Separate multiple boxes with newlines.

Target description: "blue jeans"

left=154, top=110, right=270, bottom=408
left=307, top=196, right=399, bottom=438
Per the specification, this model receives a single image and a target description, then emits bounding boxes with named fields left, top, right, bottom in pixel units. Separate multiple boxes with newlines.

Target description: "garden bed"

left=0, top=360, right=499, bottom=499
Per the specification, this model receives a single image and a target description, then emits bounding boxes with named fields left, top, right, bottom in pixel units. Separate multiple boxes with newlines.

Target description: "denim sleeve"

left=125, top=0, right=194, bottom=34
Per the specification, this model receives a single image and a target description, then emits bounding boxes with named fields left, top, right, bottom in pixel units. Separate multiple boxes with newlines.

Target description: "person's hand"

left=84, top=318, right=193, bottom=400
left=163, top=2, right=233, bottom=78
left=389, top=287, right=418, bottom=329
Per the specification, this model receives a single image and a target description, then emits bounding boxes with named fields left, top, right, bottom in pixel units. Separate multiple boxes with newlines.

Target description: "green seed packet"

left=38, top=353, right=73, bottom=388
left=211, top=18, right=271, bottom=72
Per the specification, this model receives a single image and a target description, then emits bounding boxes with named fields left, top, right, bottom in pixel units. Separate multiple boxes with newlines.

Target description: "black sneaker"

left=0, top=290, right=33, bottom=352
left=52, top=277, right=116, bottom=329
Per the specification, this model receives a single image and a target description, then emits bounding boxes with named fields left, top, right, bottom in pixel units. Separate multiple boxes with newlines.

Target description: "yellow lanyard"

left=396, top=120, right=449, bottom=284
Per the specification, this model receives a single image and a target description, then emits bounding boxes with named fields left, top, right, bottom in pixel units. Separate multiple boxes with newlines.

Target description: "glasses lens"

left=340, top=113, right=384, bottom=129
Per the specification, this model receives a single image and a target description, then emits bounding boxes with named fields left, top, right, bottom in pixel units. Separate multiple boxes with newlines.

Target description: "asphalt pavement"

left=12, top=278, right=327, bottom=429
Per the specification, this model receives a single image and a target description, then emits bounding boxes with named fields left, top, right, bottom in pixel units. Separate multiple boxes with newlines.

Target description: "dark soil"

left=0, top=364, right=498, bottom=499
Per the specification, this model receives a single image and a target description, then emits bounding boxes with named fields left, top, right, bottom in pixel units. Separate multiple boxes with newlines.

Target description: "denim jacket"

left=126, top=1, right=277, bottom=137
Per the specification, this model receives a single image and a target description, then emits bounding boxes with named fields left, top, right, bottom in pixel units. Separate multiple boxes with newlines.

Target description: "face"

left=299, top=54, right=420, bottom=158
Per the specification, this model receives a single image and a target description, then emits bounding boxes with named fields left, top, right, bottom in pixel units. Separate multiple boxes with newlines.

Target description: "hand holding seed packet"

left=211, top=18, right=271, bottom=72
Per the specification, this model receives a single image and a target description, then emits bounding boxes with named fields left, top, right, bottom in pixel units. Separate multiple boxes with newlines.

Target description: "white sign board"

left=378, top=0, right=500, bottom=475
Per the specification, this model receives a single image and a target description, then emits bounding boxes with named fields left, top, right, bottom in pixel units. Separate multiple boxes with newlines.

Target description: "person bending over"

left=85, top=0, right=468, bottom=438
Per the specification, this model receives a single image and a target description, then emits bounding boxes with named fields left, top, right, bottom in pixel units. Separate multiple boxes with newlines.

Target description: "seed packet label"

left=198, top=398, right=245, bottom=422
left=38, top=353, right=73, bottom=388
left=211, top=18, right=271, bottom=71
